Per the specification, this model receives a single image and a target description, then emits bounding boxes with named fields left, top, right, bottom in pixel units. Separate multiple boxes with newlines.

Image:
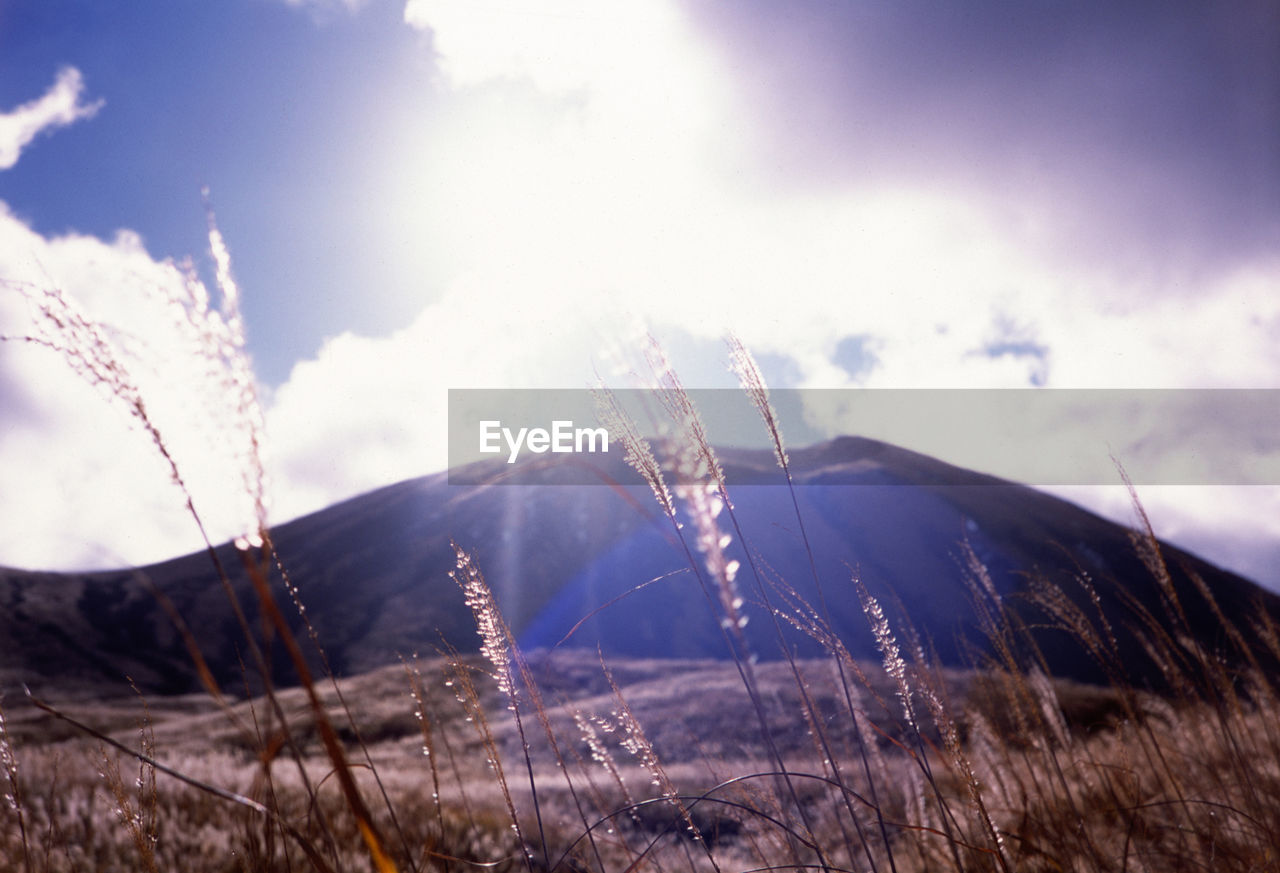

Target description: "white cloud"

left=0, top=206, right=263, bottom=570
left=263, top=273, right=622, bottom=521
left=1046, top=483, right=1280, bottom=589
left=0, top=68, right=103, bottom=171
left=0, top=192, right=622, bottom=570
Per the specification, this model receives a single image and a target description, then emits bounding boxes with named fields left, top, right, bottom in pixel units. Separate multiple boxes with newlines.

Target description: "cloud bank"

left=0, top=214, right=261, bottom=569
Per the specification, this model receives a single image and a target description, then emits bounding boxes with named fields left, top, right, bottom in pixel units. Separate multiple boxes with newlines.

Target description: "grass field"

left=5, top=623, right=1280, bottom=872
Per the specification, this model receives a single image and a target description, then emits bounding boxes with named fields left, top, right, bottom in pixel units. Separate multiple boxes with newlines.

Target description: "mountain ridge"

left=3, top=435, right=1275, bottom=697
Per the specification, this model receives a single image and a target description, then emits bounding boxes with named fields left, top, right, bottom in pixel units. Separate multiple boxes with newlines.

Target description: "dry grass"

left=4, top=246, right=1280, bottom=871
left=5, top=635, right=1280, bottom=872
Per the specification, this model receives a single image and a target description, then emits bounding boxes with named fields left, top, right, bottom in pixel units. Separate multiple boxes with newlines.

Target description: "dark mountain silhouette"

left=3, top=436, right=1276, bottom=697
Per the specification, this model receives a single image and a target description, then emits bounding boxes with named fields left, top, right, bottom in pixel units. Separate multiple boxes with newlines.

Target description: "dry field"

left=4, top=610, right=1280, bottom=873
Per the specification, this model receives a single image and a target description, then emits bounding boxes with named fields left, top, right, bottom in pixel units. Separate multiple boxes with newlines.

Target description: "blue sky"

left=1, top=0, right=441, bottom=382
left=1, top=0, right=1278, bottom=581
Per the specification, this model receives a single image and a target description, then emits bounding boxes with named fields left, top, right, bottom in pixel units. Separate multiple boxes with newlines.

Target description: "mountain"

left=3, top=436, right=1276, bottom=697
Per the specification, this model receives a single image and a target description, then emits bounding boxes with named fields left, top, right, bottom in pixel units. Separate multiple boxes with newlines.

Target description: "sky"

left=0, top=0, right=1278, bottom=584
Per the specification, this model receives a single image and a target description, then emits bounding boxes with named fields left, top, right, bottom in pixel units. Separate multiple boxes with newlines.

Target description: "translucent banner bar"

left=447, top=388, right=1280, bottom=486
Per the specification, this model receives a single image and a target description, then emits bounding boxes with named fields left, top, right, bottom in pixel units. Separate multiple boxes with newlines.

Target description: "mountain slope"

left=2, top=436, right=1275, bottom=696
